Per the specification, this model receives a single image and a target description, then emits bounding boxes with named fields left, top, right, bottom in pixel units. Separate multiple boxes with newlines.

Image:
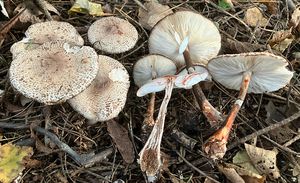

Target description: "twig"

left=261, top=135, right=300, bottom=156
left=176, top=151, right=221, bottom=183
left=283, top=129, right=300, bottom=147
left=34, top=0, right=53, bottom=21
left=0, top=122, right=113, bottom=167
left=227, top=110, right=300, bottom=150
left=133, top=0, right=147, bottom=11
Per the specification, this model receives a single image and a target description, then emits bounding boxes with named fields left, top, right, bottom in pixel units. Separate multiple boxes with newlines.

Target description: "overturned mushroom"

left=11, top=21, right=84, bottom=58
left=9, top=40, right=98, bottom=105
left=149, top=10, right=224, bottom=126
left=68, top=55, right=130, bottom=124
left=138, top=70, right=209, bottom=181
left=133, top=55, right=177, bottom=126
left=204, top=52, right=294, bottom=159
left=88, top=16, right=138, bottom=53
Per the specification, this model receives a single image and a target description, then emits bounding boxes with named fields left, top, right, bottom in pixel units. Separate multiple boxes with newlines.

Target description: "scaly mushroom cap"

left=133, top=54, right=177, bottom=87
left=25, top=21, right=84, bottom=45
left=88, top=17, right=138, bottom=53
left=149, top=11, right=221, bottom=67
left=9, top=41, right=98, bottom=105
left=208, top=52, right=294, bottom=93
left=68, top=55, right=130, bottom=123
left=11, top=21, right=84, bottom=59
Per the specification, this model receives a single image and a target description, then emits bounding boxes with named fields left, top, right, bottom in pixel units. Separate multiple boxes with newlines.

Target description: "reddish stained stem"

left=183, top=50, right=224, bottom=126
left=144, top=92, right=156, bottom=126
left=203, top=72, right=252, bottom=159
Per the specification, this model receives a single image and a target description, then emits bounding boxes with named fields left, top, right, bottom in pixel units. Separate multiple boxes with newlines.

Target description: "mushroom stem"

left=139, top=77, right=175, bottom=180
left=203, top=72, right=252, bottom=159
left=144, top=92, right=156, bottom=126
left=183, top=49, right=224, bottom=126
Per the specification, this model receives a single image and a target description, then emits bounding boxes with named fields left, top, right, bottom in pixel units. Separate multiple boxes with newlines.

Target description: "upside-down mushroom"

left=133, top=55, right=177, bottom=126
left=148, top=10, right=224, bottom=126
left=203, top=52, right=294, bottom=159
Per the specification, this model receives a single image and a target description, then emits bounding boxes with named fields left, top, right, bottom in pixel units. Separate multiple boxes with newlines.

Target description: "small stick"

left=227, top=110, right=300, bottom=150
left=34, top=0, right=53, bottom=21
left=176, top=151, right=221, bottom=183
left=283, top=129, right=300, bottom=147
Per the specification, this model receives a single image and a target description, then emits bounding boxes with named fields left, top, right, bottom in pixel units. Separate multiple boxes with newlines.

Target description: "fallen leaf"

left=244, top=7, right=268, bottom=27
left=221, top=38, right=265, bottom=54
left=233, top=150, right=260, bottom=175
left=261, top=0, right=279, bottom=14
left=0, top=0, right=9, bottom=20
left=265, top=101, right=295, bottom=143
left=68, top=0, right=106, bottom=16
left=218, top=0, right=234, bottom=10
left=292, top=157, right=300, bottom=176
left=245, top=143, right=280, bottom=179
left=268, top=29, right=294, bottom=53
left=290, top=6, right=300, bottom=35
left=218, top=163, right=245, bottom=183
left=138, top=1, right=173, bottom=30
left=106, top=119, right=135, bottom=164
left=14, top=0, right=60, bottom=24
left=0, top=143, right=33, bottom=183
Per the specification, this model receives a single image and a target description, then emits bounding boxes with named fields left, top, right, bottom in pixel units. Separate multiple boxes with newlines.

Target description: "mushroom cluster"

left=135, top=7, right=294, bottom=181
left=9, top=17, right=138, bottom=122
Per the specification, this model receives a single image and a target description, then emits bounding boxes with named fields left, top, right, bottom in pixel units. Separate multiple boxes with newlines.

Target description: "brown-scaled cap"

left=88, top=16, right=138, bottom=53
left=207, top=52, right=294, bottom=93
left=133, top=54, right=177, bottom=87
left=149, top=11, right=221, bottom=67
left=68, top=55, right=130, bottom=124
left=9, top=41, right=98, bottom=105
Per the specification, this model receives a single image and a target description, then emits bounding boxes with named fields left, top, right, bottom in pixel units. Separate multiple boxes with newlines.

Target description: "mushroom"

left=9, top=40, right=98, bottom=105
left=11, top=21, right=84, bottom=59
left=138, top=69, right=209, bottom=181
left=203, top=52, right=294, bottom=159
left=148, top=10, right=224, bottom=126
left=68, top=55, right=130, bottom=124
left=138, top=1, right=173, bottom=30
left=88, top=16, right=138, bottom=54
left=133, top=54, right=177, bottom=126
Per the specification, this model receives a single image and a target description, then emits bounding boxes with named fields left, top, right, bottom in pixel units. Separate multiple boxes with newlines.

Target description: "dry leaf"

left=68, top=0, right=106, bottom=16
left=14, top=0, right=60, bottom=24
left=107, top=120, right=135, bottom=164
left=218, top=163, right=245, bottom=183
left=245, top=143, right=280, bottom=179
left=292, top=157, right=300, bottom=176
left=138, top=1, right=173, bottom=30
left=268, top=29, right=294, bottom=53
left=233, top=150, right=260, bottom=175
left=244, top=7, right=268, bottom=27
left=290, top=6, right=300, bottom=34
left=261, top=0, right=279, bottom=14
left=221, top=38, right=265, bottom=54
left=0, top=143, right=33, bottom=183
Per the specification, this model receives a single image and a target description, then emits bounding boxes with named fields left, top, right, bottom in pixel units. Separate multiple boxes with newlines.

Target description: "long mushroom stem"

left=143, top=92, right=156, bottom=126
left=183, top=49, right=224, bottom=126
left=203, top=72, right=252, bottom=160
left=139, top=77, right=175, bottom=181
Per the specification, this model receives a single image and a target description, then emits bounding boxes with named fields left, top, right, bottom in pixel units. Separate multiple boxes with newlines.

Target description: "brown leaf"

left=268, top=29, right=294, bottom=52
left=222, top=38, right=265, bottom=54
left=244, top=7, right=268, bottom=27
left=218, top=163, right=246, bottom=183
left=14, top=0, right=59, bottom=24
left=107, top=120, right=135, bottom=164
left=245, top=143, right=280, bottom=179
left=262, top=0, right=279, bottom=14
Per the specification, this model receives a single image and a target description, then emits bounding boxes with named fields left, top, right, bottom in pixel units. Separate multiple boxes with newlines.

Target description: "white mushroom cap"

left=68, top=55, right=130, bottom=123
left=9, top=41, right=99, bottom=104
left=25, top=21, right=84, bottom=45
left=88, top=17, right=138, bottom=53
left=208, top=52, right=294, bottom=93
left=149, top=11, right=221, bottom=67
left=133, top=54, right=177, bottom=87
left=10, top=39, right=40, bottom=59
left=177, top=64, right=212, bottom=81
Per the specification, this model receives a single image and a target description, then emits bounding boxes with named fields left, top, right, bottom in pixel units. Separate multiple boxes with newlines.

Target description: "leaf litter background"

left=0, top=0, right=300, bottom=182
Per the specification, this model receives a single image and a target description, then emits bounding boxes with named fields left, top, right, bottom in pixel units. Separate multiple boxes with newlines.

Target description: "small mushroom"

left=9, top=40, right=98, bottom=105
left=11, top=21, right=84, bottom=58
left=133, top=55, right=177, bottom=126
left=204, top=52, right=294, bottom=160
left=138, top=70, right=209, bottom=181
left=68, top=55, right=130, bottom=124
left=88, top=16, right=138, bottom=54
left=148, top=10, right=224, bottom=126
